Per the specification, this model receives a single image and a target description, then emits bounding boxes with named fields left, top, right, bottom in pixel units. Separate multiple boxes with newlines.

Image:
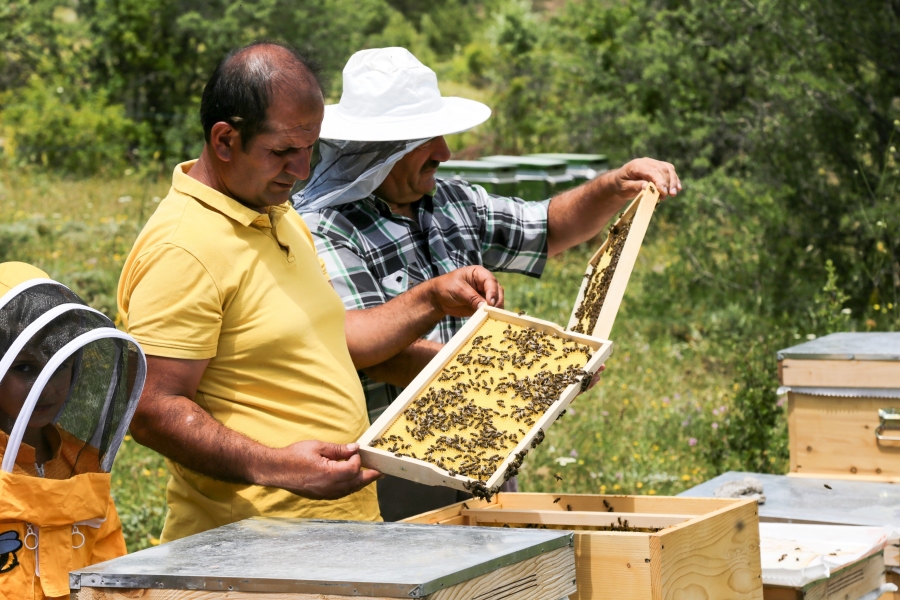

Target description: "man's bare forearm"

left=546, top=171, right=628, bottom=257
left=130, top=393, right=276, bottom=485
left=546, top=158, right=682, bottom=256
left=361, top=339, right=443, bottom=387
left=345, top=284, right=442, bottom=370
left=345, top=266, right=500, bottom=369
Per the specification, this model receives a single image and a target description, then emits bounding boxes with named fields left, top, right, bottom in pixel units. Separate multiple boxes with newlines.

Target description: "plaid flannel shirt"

left=303, top=178, right=550, bottom=420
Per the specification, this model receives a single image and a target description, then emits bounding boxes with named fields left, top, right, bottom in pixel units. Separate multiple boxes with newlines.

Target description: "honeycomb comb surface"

left=571, top=213, right=634, bottom=335
left=372, top=318, right=592, bottom=481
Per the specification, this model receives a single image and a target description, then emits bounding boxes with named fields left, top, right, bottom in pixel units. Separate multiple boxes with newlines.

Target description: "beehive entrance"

left=371, top=319, right=593, bottom=482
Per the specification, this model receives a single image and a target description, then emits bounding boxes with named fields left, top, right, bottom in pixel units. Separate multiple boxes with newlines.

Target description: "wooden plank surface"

left=461, top=508, right=692, bottom=529
left=74, top=591, right=398, bottom=600
left=788, top=393, right=900, bottom=479
left=762, top=587, right=802, bottom=600
left=780, top=359, right=900, bottom=388
left=494, top=492, right=741, bottom=516
left=430, top=546, right=576, bottom=600
left=651, top=498, right=763, bottom=600
left=885, top=570, right=900, bottom=600
left=572, top=532, right=653, bottom=599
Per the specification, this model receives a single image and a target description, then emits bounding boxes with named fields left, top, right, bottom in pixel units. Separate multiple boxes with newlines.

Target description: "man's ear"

left=209, top=122, right=241, bottom=162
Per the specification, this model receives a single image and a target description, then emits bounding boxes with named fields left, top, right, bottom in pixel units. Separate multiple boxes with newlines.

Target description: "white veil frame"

left=0, top=280, right=147, bottom=473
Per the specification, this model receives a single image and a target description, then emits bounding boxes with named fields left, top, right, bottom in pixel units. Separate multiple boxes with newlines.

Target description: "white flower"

left=554, top=457, right=577, bottom=466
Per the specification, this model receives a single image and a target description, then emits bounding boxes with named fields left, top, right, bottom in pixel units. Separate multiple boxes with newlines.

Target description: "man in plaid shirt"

left=296, top=48, right=681, bottom=520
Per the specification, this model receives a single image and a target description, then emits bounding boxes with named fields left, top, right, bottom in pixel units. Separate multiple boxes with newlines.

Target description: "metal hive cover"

left=679, top=471, right=900, bottom=527
left=70, top=518, right=573, bottom=597
left=777, top=332, right=900, bottom=361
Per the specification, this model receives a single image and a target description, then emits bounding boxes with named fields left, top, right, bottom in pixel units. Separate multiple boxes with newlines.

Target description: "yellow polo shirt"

left=118, top=161, right=380, bottom=542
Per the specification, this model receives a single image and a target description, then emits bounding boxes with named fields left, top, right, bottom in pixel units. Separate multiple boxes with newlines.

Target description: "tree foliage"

left=2, top=0, right=898, bottom=474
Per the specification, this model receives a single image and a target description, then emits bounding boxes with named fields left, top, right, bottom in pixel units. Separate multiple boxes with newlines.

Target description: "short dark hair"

left=200, top=40, right=325, bottom=149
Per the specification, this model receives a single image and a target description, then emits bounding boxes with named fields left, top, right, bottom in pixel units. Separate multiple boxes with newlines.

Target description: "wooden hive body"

left=357, top=306, right=613, bottom=497
left=777, top=333, right=900, bottom=483
left=404, top=493, right=764, bottom=600
left=762, top=552, right=885, bottom=600
left=567, top=184, right=660, bottom=339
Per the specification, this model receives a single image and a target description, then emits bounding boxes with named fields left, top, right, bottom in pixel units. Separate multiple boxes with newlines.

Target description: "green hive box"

left=479, top=155, right=574, bottom=201
left=435, top=160, right=519, bottom=197
left=527, top=153, right=610, bottom=185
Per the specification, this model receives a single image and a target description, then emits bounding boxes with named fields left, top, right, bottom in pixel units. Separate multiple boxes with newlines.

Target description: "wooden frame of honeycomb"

left=567, top=183, right=661, bottom=340
left=358, top=306, right=613, bottom=499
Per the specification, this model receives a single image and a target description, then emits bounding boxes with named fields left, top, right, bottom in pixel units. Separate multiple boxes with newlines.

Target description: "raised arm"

left=546, top=158, right=681, bottom=257
left=130, top=356, right=380, bottom=499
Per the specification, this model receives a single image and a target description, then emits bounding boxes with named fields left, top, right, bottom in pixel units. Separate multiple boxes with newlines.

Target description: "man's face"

left=375, top=136, right=452, bottom=206
left=220, top=89, right=324, bottom=211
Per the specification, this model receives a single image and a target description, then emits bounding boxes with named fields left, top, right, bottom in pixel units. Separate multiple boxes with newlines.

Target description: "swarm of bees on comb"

left=371, top=319, right=593, bottom=493
left=570, top=218, right=633, bottom=335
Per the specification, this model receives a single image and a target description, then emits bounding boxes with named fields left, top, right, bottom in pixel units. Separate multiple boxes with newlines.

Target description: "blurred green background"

left=1, top=0, right=898, bottom=551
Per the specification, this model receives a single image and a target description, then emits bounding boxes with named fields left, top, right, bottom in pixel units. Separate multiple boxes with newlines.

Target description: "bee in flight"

left=0, top=531, right=23, bottom=573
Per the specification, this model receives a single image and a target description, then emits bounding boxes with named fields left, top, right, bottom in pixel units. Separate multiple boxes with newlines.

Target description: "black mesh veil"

left=0, top=279, right=146, bottom=476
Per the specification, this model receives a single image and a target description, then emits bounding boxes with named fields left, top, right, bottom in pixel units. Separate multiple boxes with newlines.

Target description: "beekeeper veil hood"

left=0, top=262, right=146, bottom=476
left=293, top=47, right=491, bottom=213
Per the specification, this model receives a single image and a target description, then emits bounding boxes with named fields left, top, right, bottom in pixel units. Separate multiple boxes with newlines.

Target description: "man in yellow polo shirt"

left=117, top=41, right=503, bottom=542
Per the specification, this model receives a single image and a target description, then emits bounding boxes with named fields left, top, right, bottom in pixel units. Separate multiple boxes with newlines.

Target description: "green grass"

left=1, top=168, right=779, bottom=552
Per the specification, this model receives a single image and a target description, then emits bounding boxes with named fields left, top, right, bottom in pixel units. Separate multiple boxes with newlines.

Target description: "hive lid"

left=437, top=160, right=518, bottom=174
left=479, top=155, right=570, bottom=178
left=526, top=153, right=609, bottom=169
left=70, top=518, right=573, bottom=597
left=679, top=471, right=900, bottom=527
left=777, top=333, right=900, bottom=361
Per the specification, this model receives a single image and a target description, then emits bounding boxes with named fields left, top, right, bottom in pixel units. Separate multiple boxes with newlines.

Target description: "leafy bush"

left=1, top=75, right=148, bottom=175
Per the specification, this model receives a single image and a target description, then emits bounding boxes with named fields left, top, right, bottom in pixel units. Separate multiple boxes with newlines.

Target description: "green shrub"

left=1, top=75, right=148, bottom=176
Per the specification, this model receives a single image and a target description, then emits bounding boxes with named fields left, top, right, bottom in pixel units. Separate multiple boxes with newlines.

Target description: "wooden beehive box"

left=777, top=333, right=900, bottom=482
left=567, top=183, right=660, bottom=339
left=357, top=306, right=613, bottom=498
left=70, top=518, right=578, bottom=600
left=763, top=552, right=886, bottom=600
left=405, top=493, right=763, bottom=600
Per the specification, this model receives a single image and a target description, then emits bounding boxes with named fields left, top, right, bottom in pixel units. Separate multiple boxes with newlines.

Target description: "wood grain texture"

left=884, top=540, right=899, bottom=567
left=74, top=547, right=576, bottom=600
left=651, top=499, right=763, bottom=600
left=403, top=494, right=759, bottom=600
left=572, top=532, right=653, bottom=599
left=494, top=493, right=740, bottom=516
left=885, top=570, right=900, bottom=600
left=762, top=587, right=802, bottom=600
left=772, top=552, right=886, bottom=600
left=788, top=392, right=900, bottom=479
left=429, top=546, right=576, bottom=600
left=780, top=359, right=900, bottom=388
left=73, top=590, right=399, bottom=600
left=462, top=508, right=691, bottom=528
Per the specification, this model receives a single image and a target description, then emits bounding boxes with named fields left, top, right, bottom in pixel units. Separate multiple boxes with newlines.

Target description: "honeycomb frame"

left=358, top=306, right=613, bottom=498
left=567, top=183, right=660, bottom=339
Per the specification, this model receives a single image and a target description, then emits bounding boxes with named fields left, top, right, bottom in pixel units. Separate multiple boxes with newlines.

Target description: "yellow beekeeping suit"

left=0, top=262, right=134, bottom=599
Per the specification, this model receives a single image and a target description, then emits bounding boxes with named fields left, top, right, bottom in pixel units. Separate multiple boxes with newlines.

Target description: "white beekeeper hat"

left=321, top=47, right=491, bottom=142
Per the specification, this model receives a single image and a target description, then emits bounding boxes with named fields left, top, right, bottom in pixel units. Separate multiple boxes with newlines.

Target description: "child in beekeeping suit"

left=0, top=262, right=147, bottom=600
